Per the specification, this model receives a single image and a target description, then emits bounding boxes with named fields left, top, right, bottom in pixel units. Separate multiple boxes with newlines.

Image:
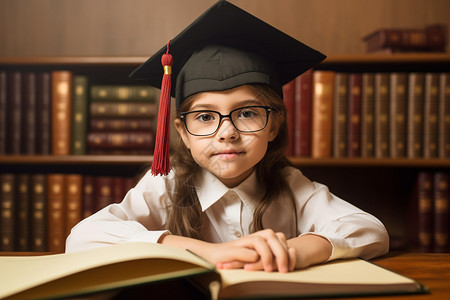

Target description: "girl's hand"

left=216, top=229, right=297, bottom=273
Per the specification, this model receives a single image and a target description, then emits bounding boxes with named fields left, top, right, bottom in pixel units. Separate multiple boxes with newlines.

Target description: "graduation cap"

left=130, top=0, right=326, bottom=176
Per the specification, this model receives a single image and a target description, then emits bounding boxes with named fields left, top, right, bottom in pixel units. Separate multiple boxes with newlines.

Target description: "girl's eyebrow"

left=190, top=99, right=263, bottom=111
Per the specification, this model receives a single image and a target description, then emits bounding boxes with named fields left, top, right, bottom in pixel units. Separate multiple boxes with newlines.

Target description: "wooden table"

left=324, top=252, right=450, bottom=300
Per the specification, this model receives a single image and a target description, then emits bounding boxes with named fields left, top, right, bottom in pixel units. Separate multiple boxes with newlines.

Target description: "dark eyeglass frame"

left=179, top=105, right=272, bottom=136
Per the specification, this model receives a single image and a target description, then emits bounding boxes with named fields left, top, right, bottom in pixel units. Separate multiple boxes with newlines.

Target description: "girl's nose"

left=216, top=119, right=239, bottom=141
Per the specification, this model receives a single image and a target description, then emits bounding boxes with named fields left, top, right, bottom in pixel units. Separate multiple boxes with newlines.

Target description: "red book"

left=347, top=74, right=362, bottom=157
left=294, top=69, right=313, bottom=157
left=283, top=80, right=295, bottom=156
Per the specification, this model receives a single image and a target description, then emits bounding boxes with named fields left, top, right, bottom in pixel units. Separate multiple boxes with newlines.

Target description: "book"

left=47, top=174, right=66, bottom=253
left=361, top=73, right=375, bottom=158
left=90, top=85, right=156, bottom=101
left=0, top=174, right=15, bottom=251
left=423, top=73, right=439, bottom=158
left=8, top=71, right=23, bottom=154
left=51, top=71, right=73, bottom=155
left=407, top=73, right=425, bottom=158
left=22, top=72, right=37, bottom=155
left=293, top=68, right=313, bottom=157
left=312, top=71, right=335, bottom=158
left=90, top=102, right=157, bottom=118
left=30, top=174, right=47, bottom=252
left=65, top=174, right=83, bottom=238
left=0, top=71, right=6, bottom=154
left=433, top=172, right=449, bottom=252
left=374, top=73, right=390, bottom=158
left=71, top=75, right=89, bottom=155
left=332, top=73, right=348, bottom=158
left=439, top=73, right=450, bottom=158
left=282, top=80, right=295, bottom=156
left=36, top=72, right=52, bottom=154
left=16, top=174, right=30, bottom=251
left=87, top=132, right=154, bottom=150
left=90, top=118, right=154, bottom=132
left=0, top=242, right=426, bottom=300
left=347, top=73, right=362, bottom=157
left=389, top=73, right=407, bottom=158
left=416, top=172, right=434, bottom=252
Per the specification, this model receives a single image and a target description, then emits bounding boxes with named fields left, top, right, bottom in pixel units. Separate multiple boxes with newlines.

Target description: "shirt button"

left=233, top=231, right=242, bottom=238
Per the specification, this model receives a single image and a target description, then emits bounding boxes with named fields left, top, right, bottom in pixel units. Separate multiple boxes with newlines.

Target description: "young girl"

left=66, top=0, right=389, bottom=273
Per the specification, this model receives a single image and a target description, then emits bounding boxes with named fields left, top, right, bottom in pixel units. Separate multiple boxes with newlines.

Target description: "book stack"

left=0, top=173, right=137, bottom=253
left=88, top=85, right=157, bottom=155
left=363, top=24, right=447, bottom=53
left=409, top=171, right=449, bottom=253
left=283, top=71, right=450, bottom=159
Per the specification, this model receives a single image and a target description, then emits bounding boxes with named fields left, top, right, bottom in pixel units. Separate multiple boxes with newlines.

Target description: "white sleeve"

left=65, top=171, right=172, bottom=253
left=287, top=167, right=389, bottom=261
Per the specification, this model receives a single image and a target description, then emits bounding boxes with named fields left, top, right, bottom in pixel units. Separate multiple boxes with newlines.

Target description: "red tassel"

left=151, top=42, right=173, bottom=176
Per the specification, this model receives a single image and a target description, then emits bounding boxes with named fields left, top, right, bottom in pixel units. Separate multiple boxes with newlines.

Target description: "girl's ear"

left=174, top=118, right=191, bottom=149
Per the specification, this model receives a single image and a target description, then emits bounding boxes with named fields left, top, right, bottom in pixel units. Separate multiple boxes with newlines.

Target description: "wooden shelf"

left=322, top=53, right=450, bottom=64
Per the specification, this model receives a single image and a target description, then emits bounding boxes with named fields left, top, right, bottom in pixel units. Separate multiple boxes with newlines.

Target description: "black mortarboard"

left=130, top=0, right=326, bottom=175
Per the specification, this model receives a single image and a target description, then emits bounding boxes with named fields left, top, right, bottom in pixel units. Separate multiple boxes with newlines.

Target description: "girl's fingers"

left=288, top=247, right=297, bottom=271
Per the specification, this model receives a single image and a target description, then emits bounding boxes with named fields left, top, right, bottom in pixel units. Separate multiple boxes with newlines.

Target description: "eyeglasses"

left=179, top=105, right=271, bottom=136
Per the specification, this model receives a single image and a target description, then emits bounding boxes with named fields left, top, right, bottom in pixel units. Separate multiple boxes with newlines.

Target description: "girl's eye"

left=195, top=112, right=215, bottom=122
left=238, top=109, right=257, bottom=118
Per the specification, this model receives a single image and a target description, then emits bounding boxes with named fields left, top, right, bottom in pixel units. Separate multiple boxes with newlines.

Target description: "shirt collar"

left=195, top=169, right=261, bottom=212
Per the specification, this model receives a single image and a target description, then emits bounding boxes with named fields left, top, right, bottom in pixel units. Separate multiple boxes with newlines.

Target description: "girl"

left=66, top=0, right=389, bottom=273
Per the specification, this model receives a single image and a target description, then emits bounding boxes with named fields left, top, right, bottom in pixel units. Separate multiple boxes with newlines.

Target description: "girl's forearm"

left=287, top=234, right=332, bottom=269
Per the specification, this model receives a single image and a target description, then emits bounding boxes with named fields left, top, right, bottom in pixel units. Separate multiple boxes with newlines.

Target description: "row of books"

left=283, top=70, right=450, bottom=159
left=0, top=173, right=138, bottom=253
left=0, top=70, right=158, bottom=156
left=409, top=171, right=449, bottom=253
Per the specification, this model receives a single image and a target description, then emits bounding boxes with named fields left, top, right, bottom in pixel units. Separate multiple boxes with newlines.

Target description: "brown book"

left=438, top=73, right=450, bottom=158
left=112, top=177, right=126, bottom=204
left=361, top=73, right=375, bottom=158
left=90, top=85, right=156, bottom=101
left=90, top=118, right=154, bottom=132
left=407, top=73, right=425, bottom=158
left=0, top=71, right=6, bottom=154
left=283, top=80, right=295, bottom=156
left=30, top=174, right=47, bottom=252
left=374, top=73, right=390, bottom=158
left=294, top=68, right=313, bottom=157
left=82, top=176, right=96, bottom=218
left=423, top=73, right=439, bottom=158
left=65, top=174, right=83, bottom=238
left=332, top=73, right=348, bottom=158
left=8, top=72, right=23, bottom=154
left=95, top=176, right=114, bottom=211
left=312, top=71, right=335, bottom=158
left=72, top=76, right=89, bottom=155
left=87, top=132, right=154, bottom=150
left=47, top=174, right=66, bottom=253
left=16, top=174, right=30, bottom=251
left=389, top=73, right=407, bottom=158
left=347, top=73, right=362, bottom=157
left=36, top=72, right=52, bottom=155
left=1, top=174, right=15, bottom=251
left=22, top=72, right=37, bottom=154
left=52, top=71, right=73, bottom=155
left=416, top=172, right=433, bottom=252
left=433, top=172, right=449, bottom=252
left=90, top=102, right=157, bottom=118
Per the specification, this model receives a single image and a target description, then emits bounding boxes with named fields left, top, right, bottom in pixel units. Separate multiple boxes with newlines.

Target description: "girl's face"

left=175, top=85, right=279, bottom=188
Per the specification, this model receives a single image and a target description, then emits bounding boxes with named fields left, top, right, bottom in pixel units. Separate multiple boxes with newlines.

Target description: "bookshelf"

left=1, top=53, right=450, bottom=253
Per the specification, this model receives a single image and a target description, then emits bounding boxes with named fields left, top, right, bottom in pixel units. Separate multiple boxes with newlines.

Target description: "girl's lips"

left=213, top=150, right=244, bottom=159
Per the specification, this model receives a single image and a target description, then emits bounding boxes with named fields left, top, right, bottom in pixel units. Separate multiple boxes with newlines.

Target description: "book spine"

left=417, top=172, right=433, bottom=252
left=1, top=174, right=15, bottom=251
left=374, top=73, right=390, bottom=158
left=36, top=72, right=52, bottom=155
left=87, top=132, right=154, bottom=149
left=312, top=71, right=335, bottom=158
left=293, top=69, right=312, bottom=157
left=433, top=172, right=449, bottom=252
left=31, top=174, right=47, bottom=252
left=347, top=73, right=362, bottom=157
left=89, top=102, right=157, bottom=118
left=52, top=71, right=73, bottom=155
left=8, top=72, right=23, bottom=154
left=47, top=174, right=66, bottom=253
left=438, top=73, right=450, bottom=158
left=82, top=175, right=96, bottom=218
left=282, top=80, right=295, bottom=156
left=332, top=73, right=348, bottom=158
left=0, top=71, right=6, bottom=154
left=90, top=85, right=156, bottom=101
left=407, top=73, right=425, bottom=158
left=72, top=76, right=89, bottom=155
left=389, top=73, right=407, bottom=158
left=65, top=174, right=83, bottom=238
left=423, top=73, right=439, bottom=158
left=16, top=174, right=30, bottom=251
left=95, top=176, right=114, bottom=211
left=90, top=118, right=154, bottom=132
left=361, top=73, right=375, bottom=158
left=23, top=72, right=37, bottom=155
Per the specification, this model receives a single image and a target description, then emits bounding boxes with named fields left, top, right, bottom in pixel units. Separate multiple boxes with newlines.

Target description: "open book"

left=0, top=242, right=426, bottom=299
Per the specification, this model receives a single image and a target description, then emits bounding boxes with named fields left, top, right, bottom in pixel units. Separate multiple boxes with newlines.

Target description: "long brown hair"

left=165, top=84, right=296, bottom=239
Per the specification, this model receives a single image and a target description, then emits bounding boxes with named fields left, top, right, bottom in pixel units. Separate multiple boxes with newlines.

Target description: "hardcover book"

left=332, top=73, right=348, bottom=158
left=294, top=68, right=313, bottom=157
left=361, top=73, right=375, bottom=158
left=51, top=71, right=73, bottom=155
left=389, top=73, right=407, bottom=158
left=347, top=73, right=362, bottom=158
left=0, top=242, right=426, bottom=300
left=374, top=73, right=390, bottom=158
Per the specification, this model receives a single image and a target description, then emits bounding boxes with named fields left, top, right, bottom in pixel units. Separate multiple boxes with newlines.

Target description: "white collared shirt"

left=66, top=167, right=389, bottom=261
